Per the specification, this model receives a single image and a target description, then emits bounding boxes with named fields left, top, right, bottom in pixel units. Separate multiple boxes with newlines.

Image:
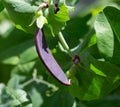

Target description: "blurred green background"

left=0, top=0, right=120, bottom=107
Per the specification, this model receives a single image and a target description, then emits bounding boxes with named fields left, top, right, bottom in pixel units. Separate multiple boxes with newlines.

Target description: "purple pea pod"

left=35, top=28, right=70, bottom=86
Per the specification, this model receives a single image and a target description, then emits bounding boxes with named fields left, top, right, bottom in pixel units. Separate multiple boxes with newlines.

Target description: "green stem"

left=20, top=69, right=58, bottom=91
left=58, top=32, right=73, bottom=57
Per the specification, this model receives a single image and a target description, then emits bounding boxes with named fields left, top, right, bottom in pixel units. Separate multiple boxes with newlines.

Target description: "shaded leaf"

left=41, top=90, right=74, bottom=107
left=69, top=50, right=120, bottom=101
left=103, top=6, right=120, bottom=43
left=103, top=6, right=120, bottom=64
left=63, top=14, right=91, bottom=48
left=0, top=40, right=37, bottom=65
left=0, top=2, right=4, bottom=12
left=0, top=28, right=38, bottom=65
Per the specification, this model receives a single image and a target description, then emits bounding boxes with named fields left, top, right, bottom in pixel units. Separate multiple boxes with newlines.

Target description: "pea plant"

left=0, top=0, right=120, bottom=107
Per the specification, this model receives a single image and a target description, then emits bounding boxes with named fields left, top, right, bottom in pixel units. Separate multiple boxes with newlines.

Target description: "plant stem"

left=58, top=32, right=73, bottom=57
left=20, top=69, right=58, bottom=91
left=20, top=78, right=34, bottom=88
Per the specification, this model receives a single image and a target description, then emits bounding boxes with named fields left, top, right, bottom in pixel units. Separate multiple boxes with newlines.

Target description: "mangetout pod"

left=35, top=28, right=70, bottom=85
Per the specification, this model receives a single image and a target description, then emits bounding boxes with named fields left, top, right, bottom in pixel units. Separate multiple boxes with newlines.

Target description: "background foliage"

left=0, top=0, right=120, bottom=107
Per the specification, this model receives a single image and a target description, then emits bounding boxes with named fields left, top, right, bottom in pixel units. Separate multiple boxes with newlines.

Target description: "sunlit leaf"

left=94, top=12, right=114, bottom=59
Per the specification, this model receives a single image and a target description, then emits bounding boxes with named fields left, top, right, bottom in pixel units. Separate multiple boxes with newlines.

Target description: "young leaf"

left=54, top=4, right=70, bottom=22
left=35, top=28, right=70, bottom=86
left=37, top=15, right=48, bottom=29
left=46, top=4, right=70, bottom=35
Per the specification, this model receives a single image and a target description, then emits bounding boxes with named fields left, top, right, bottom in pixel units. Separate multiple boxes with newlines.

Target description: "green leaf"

left=0, top=2, right=4, bottom=12
left=103, top=6, right=120, bottom=43
left=11, top=61, right=36, bottom=76
left=29, top=87, right=43, bottom=107
left=88, top=34, right=97, bottom=47
left=46, top=4, right=70, bottom=35
left=54, top=4, right=70, bottom=22
left=7, top=61, right=36, bottom=89
left=3, top=0, right=37, bottom=13
left=42, top=90, right=74, bottom=107
left=6, top=88, right=32, bottom=107
left=69, top=51, right=120, bottom=101
left=2, top=0, right=71, bottom=34
left=0, top=84, right=13, bottom=107
left=94, top=12, right=114, bottom=59
left=103, top=6, right=120, bottom=64
left=90, top=64, right=107, bottom=77
left=2, top=0, right=39, bottom=33
left=63, top=14, right=91, bottom=48
left=24, top=81, right=53, bottom=107
left=85, top=94, right=120, bottom=107
left=0, top=64, right=13, bottom=83
left=110, top=37, right=120, bottom=64
left=0, top=28, right=38, bottom=65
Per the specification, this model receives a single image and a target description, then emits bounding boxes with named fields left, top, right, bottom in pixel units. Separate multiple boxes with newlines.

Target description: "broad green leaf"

left=69, top=51, right=120, bottom=101
left=94, top=12, right=114, bottom=59
left=103, top=6, right=120, bottom=64
left=103, top=6, right=120, bottom=43
left=2, top=0, right=38, bottom=33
